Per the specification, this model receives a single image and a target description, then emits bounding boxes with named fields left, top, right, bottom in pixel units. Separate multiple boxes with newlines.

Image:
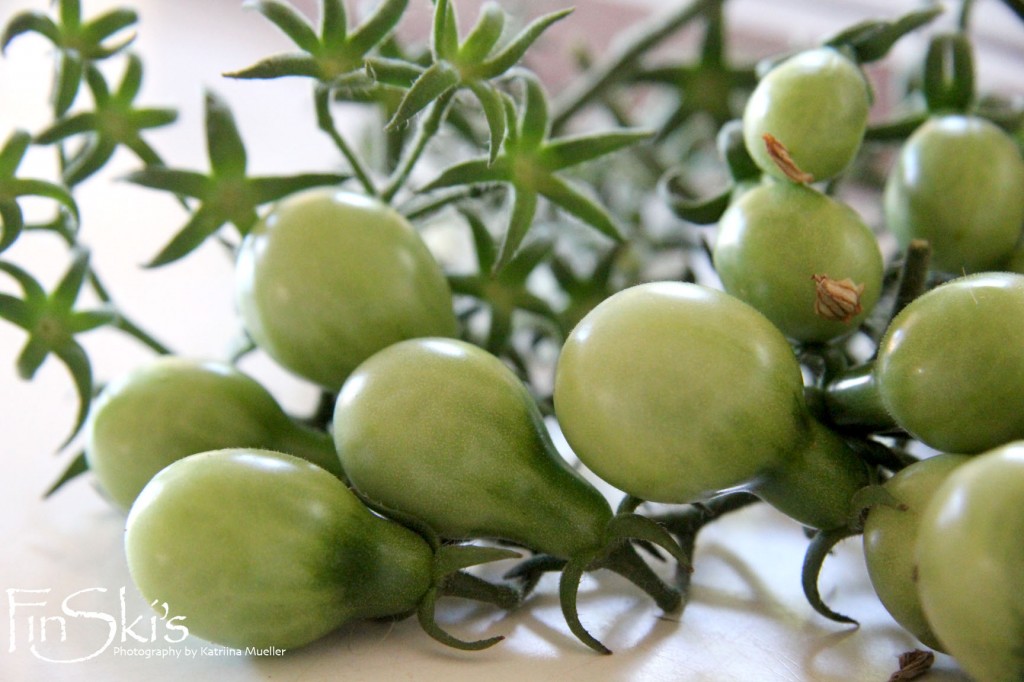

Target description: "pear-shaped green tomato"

left=876, top=272, right=1024, bottom=453
left=862, top=454, right=969, bottom=651
left=86, top=356, right=341, bottom=510
left=554, top=282, right=808, bottom=505
left=884, top=115, right=1024, bottom=274
left=916, top=443, right=1024, bottom=681
left=235, top=188, right=458, bottom=389
left=713, top=181, right=884, bottom=342
left=125, top=449, right=433, bottom=651
left=332, top=337, right=612, bottom=559
left=742, top=47, right=869, bottom=182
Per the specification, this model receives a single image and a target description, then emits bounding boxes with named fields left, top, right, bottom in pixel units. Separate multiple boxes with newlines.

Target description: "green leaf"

left=365, top=56, right=424, bottom=88
left=478, top=8, right=573, bottom=79
left=386, top=60, right=460, bottom=132
left=44, top=451, right=89, bottom=498
left=80, top=8, right=137, bottom=46
left=468, top=80, right=507, bottom=165
left=4, top=179, right=79, bottom=223
left=62, top=138, right=117, bottom=186
left=224, top=52, right=323, bottom=80
left=123, top=167, right=210, bottom=198
left=495, top=186, right=538, bottom=272
left=319, top=0, right=347, bottom=49
left=540, top=129, right=653, bottom=170
left=248, top=172, right=348, bottom=204
left=67, top=307, right=116, bottom=333
left=2, top=12, right=60, bottom=52
left=247, top=0, right=320, bottom=53
left=0, top=203, right=24, bottom=254
left=458, top=2, right=505, bottom=65
left=16, top=335, right=50, bottom=380
left=460, top=208, right=497, bottom=273
left=115, top=51, right=145, bottom=102
left=432, top=0, right=459, bottom=61
left=52, top=338, right=92, bottom=446
left=422, top=157, right=509, bottom=191
left=518, top=74, right=550, bottom=151
left=145, top=206, right=224, bottom=267
left=347, top=0, right=408, bottom=58
left=51, top=248, right=90, bottom=313
left=558, top=552, right=611, bottom=654
left=0, top=130, right=32, bottom=175
left=502, top=234, right=552, bottom=284
left=53, top=52, right=84, bottom=116
left=35, top=112, right=101, bottom=144
left=0, top=260, right=46, bottom=300
left=204, top=92, right=247, bottom=178
left=537, top=173, right=624, bottom=242
left=0, top=292, right=34, bottom=329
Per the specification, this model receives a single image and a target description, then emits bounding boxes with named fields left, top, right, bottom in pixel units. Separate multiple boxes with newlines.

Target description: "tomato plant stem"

left=315, top=87, right=378, bottom=197
left=382, top=91, right=455, bottom=202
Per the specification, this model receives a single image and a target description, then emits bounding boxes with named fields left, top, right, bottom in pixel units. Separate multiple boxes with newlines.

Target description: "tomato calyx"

left=762, top=133, right=813, bottom=183
left=503, top=505, right=694, bottom=655
left=888, top=649, right=936, bottom=682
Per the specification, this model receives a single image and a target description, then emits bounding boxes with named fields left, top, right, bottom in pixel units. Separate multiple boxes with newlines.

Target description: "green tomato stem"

left=596, top=541, right=681, bottom=614
left=275, top=425, right=347, bottom=481
left=382, top=90, right=455, bottom=202
left=821, top=362, right=897, bottom=433
left=750, top=418, right=872, bottom=531
left=314, top=87, right=378, bottom=197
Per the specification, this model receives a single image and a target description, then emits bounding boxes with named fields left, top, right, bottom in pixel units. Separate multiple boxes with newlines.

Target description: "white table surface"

left=2, top=0, right=1019, bottom=679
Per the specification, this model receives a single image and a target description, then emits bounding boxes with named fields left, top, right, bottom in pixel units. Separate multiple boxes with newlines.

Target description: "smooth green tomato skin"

left=125, top=449, right=433, bottom=650
left=876, top=272, right=1024, bottom=454
left=862, top=454, right=969, bottom=651
left=235, top=188, right=458, bottom=390
left=742, top=47, right=869, bottom=182
left=883, top=115, right=1024, bottom=274
left=86, top=356, right=341, bottom=510
left=553, top=282, right=809, bottom=505
left=713, top=182, right=884, bottom=342
left=332, top=337, right=612, bottom=559
left=916, top=443, right=1024, bottom=682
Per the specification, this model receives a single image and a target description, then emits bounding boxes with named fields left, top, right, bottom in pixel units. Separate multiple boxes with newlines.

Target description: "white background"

left=1, top=0, right=1020, bottom=679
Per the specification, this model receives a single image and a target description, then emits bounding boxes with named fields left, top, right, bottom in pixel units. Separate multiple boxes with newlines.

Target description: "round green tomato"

left=332, top=337, right=611, bottom=558
left=235, top=188, right=458, bottom=389
left=553, top=282, right=807, bottom=504
left=86, top=356, right=340, bottom=509
left=125, top=449, right=432, bottom=650
left=883, top=115, right=1024, bottom=274
left=743, top=47, right=869, bottom=182
left=916, top=442, right=1024, bottom=681
left=862, top=454, right=969, bottom=651
left=713, top=181, right=884, bottom=342
left=876, top=272, right=1024, bottom=453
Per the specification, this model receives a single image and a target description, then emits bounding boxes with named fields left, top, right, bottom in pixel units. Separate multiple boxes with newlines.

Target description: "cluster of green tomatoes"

left=76, top=20, right=1024, bottom=682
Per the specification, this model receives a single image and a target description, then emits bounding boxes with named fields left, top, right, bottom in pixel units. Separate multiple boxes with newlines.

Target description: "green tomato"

left=743, top=47, right=869, bottom=182
left=883, top=114, right=1024, bottom=274
left=332, top=337, right=611, bottom=559
left=125, top=449, right=433, bottom=650
left=553, top=282, right=869, bottom=529
left=235, top=188, right=458, bottom=389
left=86, top=356, right=341, bottom=510
left=713, top=181, right=884, bottom=342
left=916, top=442, right=1024, bottom=681
left=876, top=272, right=1024, bottom=453
left=861, top=454, right=969, bottom=651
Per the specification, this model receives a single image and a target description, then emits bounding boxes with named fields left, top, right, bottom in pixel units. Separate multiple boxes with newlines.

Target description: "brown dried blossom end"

left=812, top=274, right=865, bottom=323
left=762, top=133, right=814, bottom=184
left=888, top=649, right=935, bottom=681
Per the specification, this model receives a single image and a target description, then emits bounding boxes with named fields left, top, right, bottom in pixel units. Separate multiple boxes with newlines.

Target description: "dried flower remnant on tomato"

left=812, top=274, right=864, bottom=323
left=763, top=133, right=813, bottom=184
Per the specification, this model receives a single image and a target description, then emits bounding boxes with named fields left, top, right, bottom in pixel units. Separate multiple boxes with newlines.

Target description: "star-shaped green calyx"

left=123, top=91, right=347, bottom=267
left=0, top=249, right=114, bottom=445
left=422, top=72, right=652, bottom=272
left=2, top=0, right=138, bottom=115
left=0, top=130, right=80, bottom=255
left=225, top=0, right=408, bottom=88
left=373, top=0, right=572, bottom=164
left=34, top=53, right=177, bottom=186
